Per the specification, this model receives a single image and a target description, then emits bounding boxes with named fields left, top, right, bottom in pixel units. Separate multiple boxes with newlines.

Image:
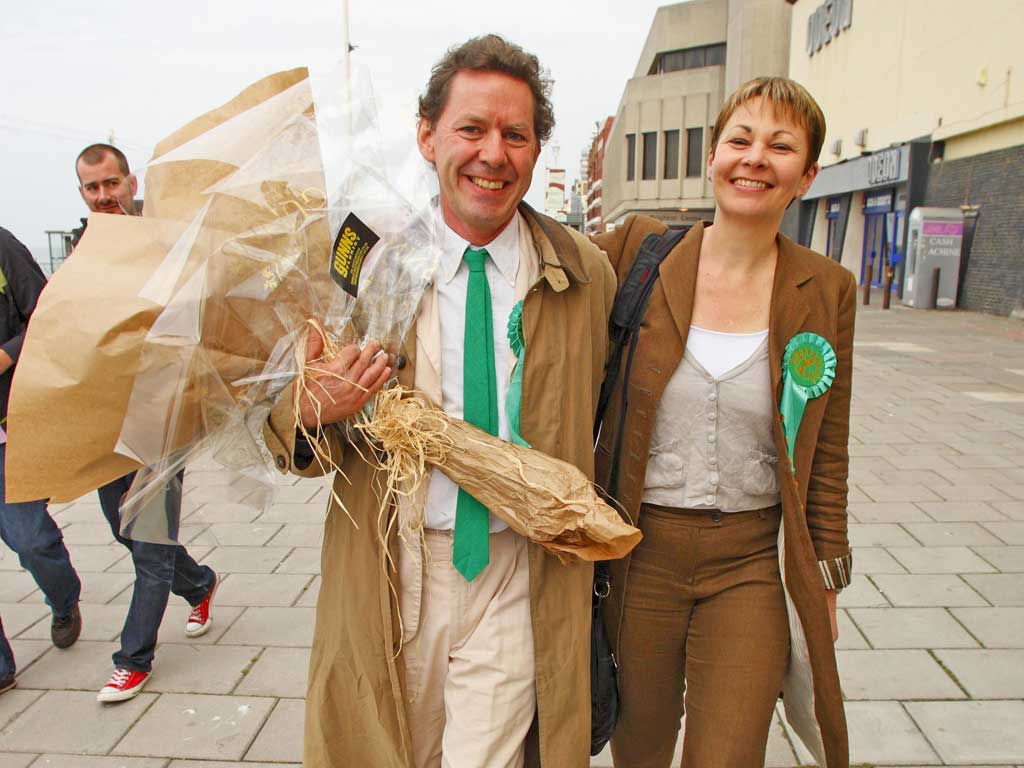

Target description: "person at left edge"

left=262, top=35, right=616, bottom=768
left=75, top=143, right=218, bottom=704
left=0, top=226, right=84, bottom=697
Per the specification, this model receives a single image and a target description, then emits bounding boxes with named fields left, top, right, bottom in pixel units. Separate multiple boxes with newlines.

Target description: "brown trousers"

left=610, top=504, right=789, bottom=768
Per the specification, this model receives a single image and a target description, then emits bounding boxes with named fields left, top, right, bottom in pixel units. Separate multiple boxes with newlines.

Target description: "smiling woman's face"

left=708, top=97, right=818, bottom=223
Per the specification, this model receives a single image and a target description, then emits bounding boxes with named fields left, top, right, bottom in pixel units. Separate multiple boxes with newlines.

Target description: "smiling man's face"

left=77, top=151, right=137, bottom=216
left=417, top=69, right=541, bottom=246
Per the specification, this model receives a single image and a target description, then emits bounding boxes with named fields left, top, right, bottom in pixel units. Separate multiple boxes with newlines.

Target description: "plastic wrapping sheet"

left=116, top=63, right=442, bottom=542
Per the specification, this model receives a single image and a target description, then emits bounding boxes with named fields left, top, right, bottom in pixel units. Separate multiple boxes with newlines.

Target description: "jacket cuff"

left=819, top=552, right=853, bottom=591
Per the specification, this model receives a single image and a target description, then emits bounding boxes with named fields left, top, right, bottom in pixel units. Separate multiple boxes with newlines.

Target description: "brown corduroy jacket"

left=593, top=214, right=856, bottom=768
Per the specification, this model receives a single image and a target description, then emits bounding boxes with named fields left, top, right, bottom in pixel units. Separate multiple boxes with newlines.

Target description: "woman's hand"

left=297, top=332, right=391, bottom=429
left=825, top=589, right=839, bottom=643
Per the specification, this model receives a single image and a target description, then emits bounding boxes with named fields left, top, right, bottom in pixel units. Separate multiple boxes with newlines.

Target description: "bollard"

left=882, top=267, right=892, bottom=310
left=930, top=267, right=941, bottom=309
left=862, top=260, right=873, bottom=305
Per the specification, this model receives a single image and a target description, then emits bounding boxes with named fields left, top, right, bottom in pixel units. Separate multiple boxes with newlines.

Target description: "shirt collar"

left=439, top=210, right=520, bottom=287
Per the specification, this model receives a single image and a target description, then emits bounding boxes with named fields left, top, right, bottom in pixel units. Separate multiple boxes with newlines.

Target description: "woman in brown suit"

left=593, top=78, right=854, bottom=768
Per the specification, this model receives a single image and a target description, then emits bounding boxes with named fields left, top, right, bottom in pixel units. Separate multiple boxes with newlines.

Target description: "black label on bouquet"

left=331, top=213, right=379, bottom=297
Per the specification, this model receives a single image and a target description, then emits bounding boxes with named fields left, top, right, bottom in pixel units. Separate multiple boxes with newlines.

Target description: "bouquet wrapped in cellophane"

left=6, top=64, right=640, bottom=561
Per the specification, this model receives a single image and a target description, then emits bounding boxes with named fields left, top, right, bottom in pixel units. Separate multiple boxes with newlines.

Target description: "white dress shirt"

left=423, top=212, right=522, bottom=532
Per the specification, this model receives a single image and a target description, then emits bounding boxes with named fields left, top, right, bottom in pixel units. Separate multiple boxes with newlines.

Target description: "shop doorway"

left=860, top=189, right=902, bottom=291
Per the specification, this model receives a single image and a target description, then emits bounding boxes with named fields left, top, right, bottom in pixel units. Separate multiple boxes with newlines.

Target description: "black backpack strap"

left=594, top=225, right=690, bottom=500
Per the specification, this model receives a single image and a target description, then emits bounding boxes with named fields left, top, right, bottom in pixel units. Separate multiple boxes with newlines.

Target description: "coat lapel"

left=769, top=236, right=813, bottom=402
left=657, top=222, right=703, bottom=351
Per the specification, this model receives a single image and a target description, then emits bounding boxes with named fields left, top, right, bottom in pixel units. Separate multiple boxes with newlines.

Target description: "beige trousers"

left=401, top=528, right=536, bottom=768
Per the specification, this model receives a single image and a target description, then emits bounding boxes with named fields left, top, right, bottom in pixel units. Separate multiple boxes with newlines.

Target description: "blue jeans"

left=0, top=442, right=82, bottom=681
left=97, top=471, right=215, bottom=673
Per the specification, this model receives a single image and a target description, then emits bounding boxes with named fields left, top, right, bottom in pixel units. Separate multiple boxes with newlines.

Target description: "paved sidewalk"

left=2, top=300, right=1024, bottom=767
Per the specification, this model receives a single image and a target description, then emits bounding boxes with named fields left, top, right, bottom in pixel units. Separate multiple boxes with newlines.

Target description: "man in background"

left=75, top=144, right=218, bottom=703
left=0, top=225, right=83, bottom=696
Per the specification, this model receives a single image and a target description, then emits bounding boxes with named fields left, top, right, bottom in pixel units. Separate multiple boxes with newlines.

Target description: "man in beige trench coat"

left=264, top=35, right=615, bottom=768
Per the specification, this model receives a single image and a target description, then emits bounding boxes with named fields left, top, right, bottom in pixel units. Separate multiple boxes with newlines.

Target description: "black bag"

left=590, top=225, right=690, bottom=756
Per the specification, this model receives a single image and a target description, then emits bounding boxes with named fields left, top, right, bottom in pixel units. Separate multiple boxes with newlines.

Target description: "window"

left=642, top=132, right=657, bottom=180
left=663, top=130, right=680, bottom=180
left=626, top=133, right=636, bottom=181
left=649, top=43, right=727, bottom=74
left=686, top=127, right=704, bottom=178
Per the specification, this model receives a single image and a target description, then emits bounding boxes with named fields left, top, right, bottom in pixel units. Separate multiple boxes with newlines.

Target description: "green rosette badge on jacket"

left=506, top=300, right=530, bottom=447
left=780, top=332, right=836, bottom=469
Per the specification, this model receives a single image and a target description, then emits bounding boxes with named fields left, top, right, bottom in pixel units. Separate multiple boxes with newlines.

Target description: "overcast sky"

left=1, top=0, right=671, bottom=259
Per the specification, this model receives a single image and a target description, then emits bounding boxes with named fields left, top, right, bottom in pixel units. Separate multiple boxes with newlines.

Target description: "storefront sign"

left=921, top=220, right=964, bottom=261
left=807, top=0, right=853, bottom=57
left=864, top=190, right=893, bottom=214
left=867, top=148, right=901, bottom=186
left=826, top=197, right=842, bottom=219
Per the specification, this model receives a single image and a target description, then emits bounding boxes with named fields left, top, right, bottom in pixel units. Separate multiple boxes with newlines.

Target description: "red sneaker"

left=97, top=668, right=149, bottom=703
left=185, top=573, right=219, bottom=638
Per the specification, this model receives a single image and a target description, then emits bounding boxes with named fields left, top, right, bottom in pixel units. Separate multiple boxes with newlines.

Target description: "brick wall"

left=924, top=145, right=1024, bottom=317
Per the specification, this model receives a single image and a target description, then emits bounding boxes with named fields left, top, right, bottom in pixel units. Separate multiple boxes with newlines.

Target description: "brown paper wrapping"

left=5, top=68, right=328, bottom=503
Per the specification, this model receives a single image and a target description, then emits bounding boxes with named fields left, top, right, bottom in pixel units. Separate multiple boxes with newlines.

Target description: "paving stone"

left=836, top=577, right=889, bottom=608
left=235, top=647, right=310, bottom=698
left=836, top=650, right=963, bottom=699
left=106, top=546, right=212, bottom=575
left=843, top=610, right=978, bottom=651
left=887, top=454, right=958, bottom=471
left=274, top=546, right=321, bottom=575
left=946, top=453, right=1018, bottom=468
left=0, top=689, right=43, bottom=729
left=0, top=604, right=49, bottom=639
left=16, top=604, right=123, bottom=643
left=871, top=575, right=988, bottom=607
left=887, top=545, right=997, bottom=574
left=0, top=574, right=37, bottom=604
left=145, top=645, right=261, bottom=695
left=870, top=469, right=953, bottom=487
left=835, top=610, right=870, bottom=649
left=31, top=756, right=166, bottom=767
left=847, top=523, right=920, bottom=548
left=215, top=573, right=313, bottom=607
left=76, top=572, right=137, bottom=605
left=7, top=640, right=51, bottom=674
left=844, top=701, right=940, bottom=765
left=981, top=521, right=1024, bottom=544
left=219, top=608, right=315, bottom=647
left=201, top=546, right=292, bottom=574
left=269, top=483, right=322, bottom=504
left=0, top=691, right=156, bottom=754
left=906, top=700, right=1024, bottom=764
left=243, top=698, right=304, bottom=762
left=14, top=641, right=119, bottom=691
left=860, top=484, right=942, bottom=503
left=992, top=500, right=1024, bottom=520
left=952, top=607, right=1024, bottom=647
left=181, top=503, right=262, bottom=525
left=64, top=544, right=129, bottom=573
left=256, top=502, right=327, bottom=525
left=58, top=523, right=116, bottom=546
left=972, top=545, right=1024, bottom=571
left=0, top=754, right=35, bottom=767
left=934, top=649, right=1024, bottom=698
left=50, top=501, right=105, bottom=522
left=197, top=523, right=282, bottom=547
left=917, top=501, right=1007, bottom=522
left=156, top=604, right=245, bottom=645
left=113, top=693, right=274, bottom=760
left=848, top=502, right=931, bottom=524
left=169, top=762, right=300, bottom=768
left=963, top=574, right=1024, bottom=606
left=267, top=524, right=325, bottom=548
left=902, top=522, right=1005, bottom=546
left=295, top=576, right=320, bottom=607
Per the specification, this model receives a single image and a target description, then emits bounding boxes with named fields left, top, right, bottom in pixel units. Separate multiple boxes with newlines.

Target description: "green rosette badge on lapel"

left=505, top=300, right=530, bottom=447
left=780, top=332, right=836, bottom=469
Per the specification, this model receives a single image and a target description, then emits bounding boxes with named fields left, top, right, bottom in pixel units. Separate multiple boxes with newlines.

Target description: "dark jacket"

left=0, top=227, right=47, bottom=422
left=593, top=214, right=856, bottom=768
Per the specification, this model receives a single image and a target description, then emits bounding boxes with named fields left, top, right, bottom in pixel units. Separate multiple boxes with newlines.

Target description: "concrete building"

left=584, top=117, right=613, bottom=236
left=601, top=0, right=792, bottom=230
left=789, top=0, right=1024, bottom=316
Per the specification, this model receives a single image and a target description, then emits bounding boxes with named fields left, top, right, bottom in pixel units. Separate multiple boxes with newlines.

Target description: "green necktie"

left=453, top=247, right=497, bottom=581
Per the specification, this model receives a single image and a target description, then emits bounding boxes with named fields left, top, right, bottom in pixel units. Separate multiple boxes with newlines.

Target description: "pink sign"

left=922, top=221, right=963, bottom=236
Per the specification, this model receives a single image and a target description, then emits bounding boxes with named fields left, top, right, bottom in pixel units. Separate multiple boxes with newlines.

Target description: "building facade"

left=789, top=0, right=1024, bottom=316
left=601, top=0, right=792, bottom=230
left=585, top=117, right=614, bottom=236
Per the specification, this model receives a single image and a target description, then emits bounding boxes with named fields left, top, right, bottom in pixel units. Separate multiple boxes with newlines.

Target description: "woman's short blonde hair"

left=710, top=77, right=826, bottom=173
